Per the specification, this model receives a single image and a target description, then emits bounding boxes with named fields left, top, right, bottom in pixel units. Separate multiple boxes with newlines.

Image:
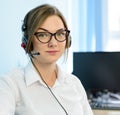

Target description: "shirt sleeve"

left=0, top=76, right=16, bottom=115
left=72, top=75, right=94, bottom=115
left=82, top=93, right=94, bottom=115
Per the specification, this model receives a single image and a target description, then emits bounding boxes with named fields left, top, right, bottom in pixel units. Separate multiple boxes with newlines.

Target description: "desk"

left=93, top=109, right=120, bottom=115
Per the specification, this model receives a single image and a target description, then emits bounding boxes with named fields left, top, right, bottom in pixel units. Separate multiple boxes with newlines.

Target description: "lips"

left=46, top=50, right=59, bottom=55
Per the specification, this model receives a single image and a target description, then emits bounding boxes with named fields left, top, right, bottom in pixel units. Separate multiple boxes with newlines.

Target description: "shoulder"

left=65, top=71, right=85, bottom=89
left=57, top=65, right=81, bottom=83
left=58, top=66, right=86, bottom=92
left=0, top=66, right=24, bottom=80
left=0, top=67, right=24, bottom=91
left=0, top=67, right=25, bottom=101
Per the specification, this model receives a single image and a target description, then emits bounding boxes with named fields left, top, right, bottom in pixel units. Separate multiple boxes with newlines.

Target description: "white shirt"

left=0, top=62, right=93, bottom=115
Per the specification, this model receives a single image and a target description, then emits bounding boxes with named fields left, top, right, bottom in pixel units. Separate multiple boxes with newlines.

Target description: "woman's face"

left=32, top=15, right=66, bottom=64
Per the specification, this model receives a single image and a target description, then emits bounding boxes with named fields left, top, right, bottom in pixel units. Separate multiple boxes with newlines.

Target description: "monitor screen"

left=72, top=52, right=120, bottom=92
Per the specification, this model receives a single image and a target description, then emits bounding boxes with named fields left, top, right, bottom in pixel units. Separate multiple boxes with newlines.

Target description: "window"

left=105, top=0, right=120, bottom=51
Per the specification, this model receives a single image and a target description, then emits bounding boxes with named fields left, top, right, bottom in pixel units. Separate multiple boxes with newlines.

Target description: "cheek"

left=60, top=42, right=66, bottom=51
left=32, top=38, right=42, bottom=51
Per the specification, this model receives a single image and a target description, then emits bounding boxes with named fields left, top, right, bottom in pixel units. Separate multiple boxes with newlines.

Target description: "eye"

left=56, top=30, right=66, bottom=37
left=36, top=32, right=48, bottom=38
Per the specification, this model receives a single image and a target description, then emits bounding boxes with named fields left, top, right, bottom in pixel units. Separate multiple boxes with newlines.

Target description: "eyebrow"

left=37, top=28, right=66, bottom=32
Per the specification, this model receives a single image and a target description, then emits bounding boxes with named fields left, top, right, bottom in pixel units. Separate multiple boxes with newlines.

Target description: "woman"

left=0, top=4, right=93, bottom=115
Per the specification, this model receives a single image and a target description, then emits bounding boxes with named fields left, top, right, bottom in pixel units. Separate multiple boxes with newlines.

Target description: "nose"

left=48, top=35, right=57, bottom=47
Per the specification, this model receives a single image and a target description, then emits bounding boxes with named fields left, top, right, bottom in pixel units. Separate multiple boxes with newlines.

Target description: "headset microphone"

left=30, top=52, right=40, bottom=56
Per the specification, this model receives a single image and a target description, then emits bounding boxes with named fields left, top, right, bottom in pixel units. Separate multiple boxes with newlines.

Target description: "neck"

left=31, top=59, right=57, bottom=87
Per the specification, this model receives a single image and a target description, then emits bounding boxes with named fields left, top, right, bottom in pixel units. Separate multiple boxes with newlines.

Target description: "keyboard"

left=90, top=101, right=120, bottom=110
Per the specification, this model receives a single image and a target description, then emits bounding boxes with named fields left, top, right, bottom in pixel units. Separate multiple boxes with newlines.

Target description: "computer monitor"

left=72, top=52, right=120, bottom=92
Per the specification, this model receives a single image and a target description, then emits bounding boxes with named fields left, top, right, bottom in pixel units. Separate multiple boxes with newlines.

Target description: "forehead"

left=39, top=15, right=65, bottom=31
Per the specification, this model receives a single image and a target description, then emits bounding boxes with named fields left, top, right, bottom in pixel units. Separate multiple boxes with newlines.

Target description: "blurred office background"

left=0, top=0, right=120, bottom=74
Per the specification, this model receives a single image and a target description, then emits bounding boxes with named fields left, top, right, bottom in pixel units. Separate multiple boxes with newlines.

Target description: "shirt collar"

left=24, top=62, right=43, bottom=86
left=53, top=65, right=69, bottom=87
left=24, top=62, right=67, bottom=87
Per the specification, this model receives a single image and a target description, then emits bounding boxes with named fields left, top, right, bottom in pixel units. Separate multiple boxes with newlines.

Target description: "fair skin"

left=31, top=15, right=66, bottom=87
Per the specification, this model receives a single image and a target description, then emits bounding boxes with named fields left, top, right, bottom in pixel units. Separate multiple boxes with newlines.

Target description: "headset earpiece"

left=21, top=23, right=28, bottom=50
left=21, top=35, right=27, bottom=49
left=21, top=23, right=26, bottom=32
